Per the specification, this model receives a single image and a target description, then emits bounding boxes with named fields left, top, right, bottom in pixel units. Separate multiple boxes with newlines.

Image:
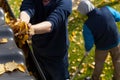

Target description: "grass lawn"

left=7, top=0, right=120, bottom=80
left=68, top=1, right=120, bottom=80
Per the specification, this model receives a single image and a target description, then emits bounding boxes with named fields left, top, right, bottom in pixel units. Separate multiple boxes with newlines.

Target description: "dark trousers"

left=64, top=52, right=70, bottom=79
left=27, top=51, right=69, bottom=80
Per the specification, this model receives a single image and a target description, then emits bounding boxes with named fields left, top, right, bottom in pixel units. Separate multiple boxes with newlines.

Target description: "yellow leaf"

left=5, top=61, right=18, bottom=72
left=0, top=64, right=5, bottom=75
left=0, top=38, right=8, bottom=44
left=17, top=64, right=26, bottom=72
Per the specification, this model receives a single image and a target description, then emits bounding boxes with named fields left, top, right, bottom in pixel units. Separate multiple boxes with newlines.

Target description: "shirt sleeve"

left=46, top=0, right=72, bottom=31
left=106, top=6, right=120, bottom=22
left=83, top=24, right=94, bottom=52
left=20, top=0, right=35, bottom=18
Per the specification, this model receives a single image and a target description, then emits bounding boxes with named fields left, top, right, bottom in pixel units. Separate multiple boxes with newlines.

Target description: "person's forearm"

left=20, top=11, right=30, bottom=23
left=31, top=21, right=52, bottom=34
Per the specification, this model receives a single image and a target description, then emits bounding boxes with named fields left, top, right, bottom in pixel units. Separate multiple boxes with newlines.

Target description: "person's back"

left=85, top=6, right=119, bottom=50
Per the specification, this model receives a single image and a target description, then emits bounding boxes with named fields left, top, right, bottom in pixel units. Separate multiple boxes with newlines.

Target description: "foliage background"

left=8, top=0, right=120, bottom=80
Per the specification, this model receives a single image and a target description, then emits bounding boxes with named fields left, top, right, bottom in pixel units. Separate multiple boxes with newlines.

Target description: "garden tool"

left=27, top=40, right=47, bottom=80
left=70, top=54, right=87, bottom=80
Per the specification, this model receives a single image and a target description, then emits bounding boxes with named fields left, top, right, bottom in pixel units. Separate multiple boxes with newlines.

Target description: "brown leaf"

left=17, top=64, right=26, bottom=72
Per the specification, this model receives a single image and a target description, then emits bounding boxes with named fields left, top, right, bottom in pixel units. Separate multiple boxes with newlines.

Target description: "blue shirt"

left=83, top=6, right=120, bottom=52
left=20, top=0, right=72, bottom=58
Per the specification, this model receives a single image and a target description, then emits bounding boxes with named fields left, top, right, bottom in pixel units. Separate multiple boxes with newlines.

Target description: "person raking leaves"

left=77, top=0, right=120, bottom=80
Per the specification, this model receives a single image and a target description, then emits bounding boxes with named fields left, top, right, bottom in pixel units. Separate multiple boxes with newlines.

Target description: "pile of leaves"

left=0, top=0, right=29, bottom=48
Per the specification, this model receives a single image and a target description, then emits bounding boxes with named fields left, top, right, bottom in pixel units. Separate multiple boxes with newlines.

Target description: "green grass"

left=8, top=0, right=120, bottom=80
left=68, top=1, right=120, bottom=80
left=8, top=0, right=22, bottom=18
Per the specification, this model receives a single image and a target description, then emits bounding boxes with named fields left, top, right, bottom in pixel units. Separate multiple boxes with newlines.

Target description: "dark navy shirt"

left=20, top=0, right=72, bottom=58
left=83, top=6, right=120, bottom=52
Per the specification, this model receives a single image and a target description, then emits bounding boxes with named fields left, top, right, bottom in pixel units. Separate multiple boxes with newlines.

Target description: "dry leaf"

left=4, top=7, right=29, bottom=48
left=17, top=64, right=26, bottom=72
left=8, top=21, right=29, bottom=48
left=0, top=38, right=8, bottom=44
left=0, top=64, right=5, bottom=75
left=80, top=68, right=85, bottom=73
left=5, top=61, right=18, bottom=72
left=88, top=63, right=94, bottom=69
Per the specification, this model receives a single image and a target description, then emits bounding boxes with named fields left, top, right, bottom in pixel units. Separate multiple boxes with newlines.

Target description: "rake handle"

left=70, top=55, right=87, bottom=80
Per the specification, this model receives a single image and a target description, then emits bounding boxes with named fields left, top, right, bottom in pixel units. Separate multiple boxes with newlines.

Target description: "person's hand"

left=84, top=51, right=89, bottom=56
left=28, top=23, right=35, bottom=39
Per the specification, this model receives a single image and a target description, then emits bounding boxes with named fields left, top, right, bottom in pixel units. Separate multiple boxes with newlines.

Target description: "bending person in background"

left=78, top=0, right=120, bottom=80
left=20, top=0, right=72, bottom=80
